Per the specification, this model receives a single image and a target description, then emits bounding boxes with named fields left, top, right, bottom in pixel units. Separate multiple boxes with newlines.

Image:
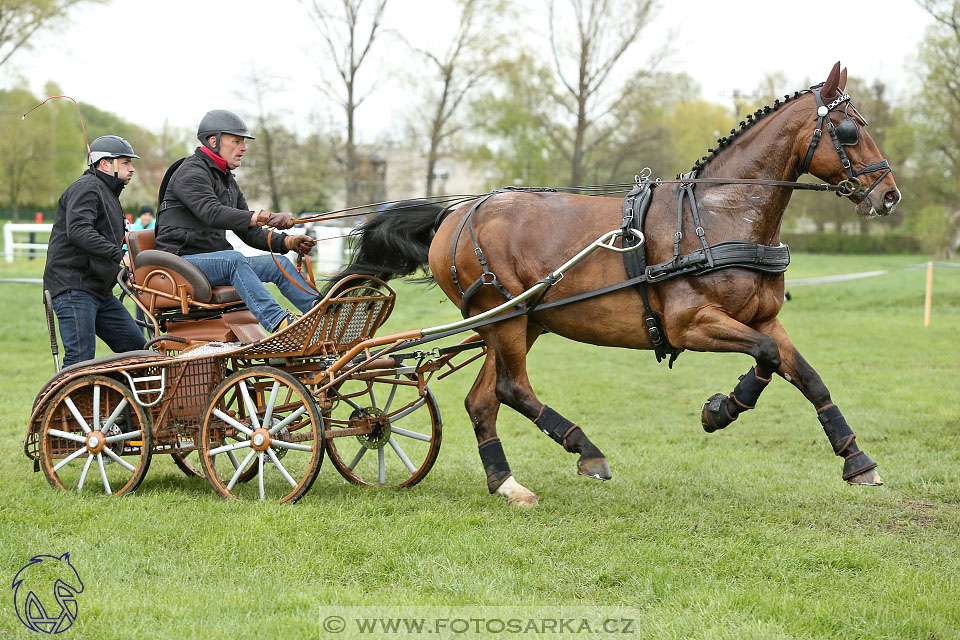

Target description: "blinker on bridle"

left=800, top=86, right=892, bottom=200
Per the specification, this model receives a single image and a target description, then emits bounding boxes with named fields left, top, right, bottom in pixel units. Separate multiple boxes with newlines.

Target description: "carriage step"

left=121, top=369, right=167, bottom=408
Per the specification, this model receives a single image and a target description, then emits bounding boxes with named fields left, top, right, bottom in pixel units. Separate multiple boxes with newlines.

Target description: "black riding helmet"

left=88, top=135, right=139, bottom=166
left=197, top=109, right=255, bottom=152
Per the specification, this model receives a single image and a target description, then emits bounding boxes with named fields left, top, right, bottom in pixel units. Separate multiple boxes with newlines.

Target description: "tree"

left=0, top=86, right=56, bottom=219
left=546, top=0, right=659, bottom=185
left=1, top=85, right=174, bottom=219
left=466, top=54, right=563, bottom=189
left=299, top=0, right=388, bottom=206
left=0, top=0, right=103, bottom=69
left=407, top=0, right=511, bottom=196
left=238, top=67, right=285, bottom=212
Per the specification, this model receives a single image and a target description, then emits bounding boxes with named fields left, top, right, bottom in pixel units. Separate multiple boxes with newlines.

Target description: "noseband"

left=799, top=87, right=892, bottom=201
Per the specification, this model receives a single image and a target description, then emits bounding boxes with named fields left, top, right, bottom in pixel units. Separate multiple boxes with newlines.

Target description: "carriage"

left=22, top=228, right=470, bottom=502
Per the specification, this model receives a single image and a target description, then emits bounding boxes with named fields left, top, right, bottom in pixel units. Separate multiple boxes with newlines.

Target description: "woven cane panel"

left=325, top=300, right=386, bottom=346
left=162, top=358, right=225, bottom=426
left=241, top=316, right=317, bottom=356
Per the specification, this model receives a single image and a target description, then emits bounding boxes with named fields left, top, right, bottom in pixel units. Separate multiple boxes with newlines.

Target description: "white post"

left=4, top=223, right=12, bottom=263
left=924, top=261, right=934, bottom=327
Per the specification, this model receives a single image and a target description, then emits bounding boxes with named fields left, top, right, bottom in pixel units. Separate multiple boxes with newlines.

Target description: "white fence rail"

left=4, top=223, right=53, bottom=263
left=3, top=222, right=353, bottom=273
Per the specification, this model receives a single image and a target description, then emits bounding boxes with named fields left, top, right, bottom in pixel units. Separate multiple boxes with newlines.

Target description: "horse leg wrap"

left=534, top=405, right=580, bottom=451
left=702, top=367, right=771, bottom=433
left=478, top=437, right=511, bottom=493
left=817, top=404, right=878, bottom=480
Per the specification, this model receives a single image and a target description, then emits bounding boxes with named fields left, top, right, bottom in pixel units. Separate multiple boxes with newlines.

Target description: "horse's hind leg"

left=466, top=350, right=538, bottom=507
left=481, top=317, right=612, bottom=482
left=757, top=319, right=882, bottom=485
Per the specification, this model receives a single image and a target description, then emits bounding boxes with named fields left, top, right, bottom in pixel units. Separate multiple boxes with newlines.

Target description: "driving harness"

left=443, top=85, right=892, bottom=367
left=444, top=179, right=790, bottom=368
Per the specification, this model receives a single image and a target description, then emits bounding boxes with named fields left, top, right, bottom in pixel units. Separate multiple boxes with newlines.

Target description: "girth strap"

left=621, top=176, right=680, bottom=365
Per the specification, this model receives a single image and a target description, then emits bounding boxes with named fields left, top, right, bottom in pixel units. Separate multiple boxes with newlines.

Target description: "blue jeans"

left=52, top=290, right=147, bottom=367
left=183, top=251, right=317, bottom=331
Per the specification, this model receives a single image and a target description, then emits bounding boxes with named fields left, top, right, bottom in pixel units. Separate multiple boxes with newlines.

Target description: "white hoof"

left=495, top=476, right=538, bottom=507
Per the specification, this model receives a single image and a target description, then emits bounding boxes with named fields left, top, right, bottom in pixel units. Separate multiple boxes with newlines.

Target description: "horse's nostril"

left=884, top=190, right=900, bottom=207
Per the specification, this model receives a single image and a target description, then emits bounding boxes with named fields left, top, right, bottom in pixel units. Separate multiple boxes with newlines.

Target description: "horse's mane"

left=690, top=88, right=815, bottom=174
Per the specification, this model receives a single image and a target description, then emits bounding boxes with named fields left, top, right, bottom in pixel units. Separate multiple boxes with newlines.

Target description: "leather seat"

left=127, top=229, right=242, bottom=311
left=124, top=229, right=264, bottom=344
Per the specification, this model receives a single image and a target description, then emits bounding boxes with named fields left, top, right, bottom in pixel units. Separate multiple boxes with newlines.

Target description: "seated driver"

left=154, top=109, right=317, bottom=332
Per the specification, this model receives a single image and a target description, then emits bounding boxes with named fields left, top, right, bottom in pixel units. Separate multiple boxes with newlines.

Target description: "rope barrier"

left=785, top=262, right=958, bottom=286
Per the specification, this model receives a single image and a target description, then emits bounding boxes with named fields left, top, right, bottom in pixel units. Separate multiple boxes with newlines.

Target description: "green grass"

left=0, top=254, right=958, bottom=639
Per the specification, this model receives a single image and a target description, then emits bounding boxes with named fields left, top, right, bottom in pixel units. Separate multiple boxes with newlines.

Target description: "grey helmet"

left=88, top=135, right=139, bottom=166
left=197, top=109, right=255, bottom=150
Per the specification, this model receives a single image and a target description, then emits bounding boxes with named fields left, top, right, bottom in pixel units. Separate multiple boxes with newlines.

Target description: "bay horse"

left=328, top=62, right=901, bottom=506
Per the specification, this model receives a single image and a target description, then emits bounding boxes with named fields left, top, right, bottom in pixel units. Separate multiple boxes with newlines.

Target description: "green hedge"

left=780, top=232, right=923, bottom=254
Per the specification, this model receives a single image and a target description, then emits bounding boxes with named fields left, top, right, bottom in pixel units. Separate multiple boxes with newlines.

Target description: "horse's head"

left=799, top=61, right=901, bottom=217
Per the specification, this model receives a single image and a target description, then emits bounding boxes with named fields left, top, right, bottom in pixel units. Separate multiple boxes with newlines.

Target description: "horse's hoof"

left=495, top=476, right=539, bottom=507
left=846, top=468, right=884, bottom=486
left=577, top=456, right=611, bottom=481
left=701, top=393, right=728, bottom=433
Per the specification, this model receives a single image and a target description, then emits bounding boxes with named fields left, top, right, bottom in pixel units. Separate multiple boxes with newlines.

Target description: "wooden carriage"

left=24, top=230, right=451, bottom=502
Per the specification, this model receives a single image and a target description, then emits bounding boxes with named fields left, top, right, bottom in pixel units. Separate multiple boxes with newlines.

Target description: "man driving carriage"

left=154, top=109, right=318, bottom=333
left=43, top=136, right=147, bottom=367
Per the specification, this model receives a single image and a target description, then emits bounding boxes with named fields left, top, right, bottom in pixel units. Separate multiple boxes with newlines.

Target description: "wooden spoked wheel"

left=39, top=375, right=153, bottom=496
left=199, top=366, right=323, bottom=503
left=170, top=433, right=203, bottom=478
left=324, top=374, right=442, bottom=487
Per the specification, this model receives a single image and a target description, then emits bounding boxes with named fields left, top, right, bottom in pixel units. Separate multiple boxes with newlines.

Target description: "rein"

left=266, top=228, right=321, bottom=297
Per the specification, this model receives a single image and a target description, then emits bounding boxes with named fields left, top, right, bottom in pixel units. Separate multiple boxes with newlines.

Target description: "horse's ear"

left=839, top=67, right=848, bottom=92
left=822, top=61, right=841, bottom=99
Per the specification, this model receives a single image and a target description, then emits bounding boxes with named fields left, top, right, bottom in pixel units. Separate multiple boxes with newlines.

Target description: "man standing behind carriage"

left=43, top=136, right=147, bottom=367
left=153, top=109, right=318, bottom=333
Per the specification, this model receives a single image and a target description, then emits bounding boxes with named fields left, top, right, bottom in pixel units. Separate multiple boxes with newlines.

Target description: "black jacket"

left=43, top=168, right=127, bottom=299
left=154, top=148, right=287, bottom=255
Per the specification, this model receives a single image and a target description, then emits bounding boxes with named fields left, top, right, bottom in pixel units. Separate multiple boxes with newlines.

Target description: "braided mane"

left=690, top=89, right=812, bottom=173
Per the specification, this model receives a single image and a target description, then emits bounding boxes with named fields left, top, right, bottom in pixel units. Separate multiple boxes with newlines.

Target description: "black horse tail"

left=322, top=199, right=444, bottom=296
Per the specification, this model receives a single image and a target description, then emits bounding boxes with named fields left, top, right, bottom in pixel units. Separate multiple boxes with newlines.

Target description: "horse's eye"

left=836, top=118, right=859, bottom=146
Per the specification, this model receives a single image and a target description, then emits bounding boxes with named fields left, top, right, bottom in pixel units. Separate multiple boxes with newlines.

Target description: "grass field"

left=0, top=253, right=958, bottom=639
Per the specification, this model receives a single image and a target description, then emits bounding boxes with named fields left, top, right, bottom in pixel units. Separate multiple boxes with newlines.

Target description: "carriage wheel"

left=170, top=433, right=203, bottom=478
left=324, top=374, right=442, bottom=487
left=199, top=366, right=323, bottom=503
left=39, top=375, right=153, bottom=496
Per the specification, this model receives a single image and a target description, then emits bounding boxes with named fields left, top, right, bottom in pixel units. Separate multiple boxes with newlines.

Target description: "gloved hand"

left=285, top=234, right=316, bottom=256
left=254, top=210, right=295, bottom=229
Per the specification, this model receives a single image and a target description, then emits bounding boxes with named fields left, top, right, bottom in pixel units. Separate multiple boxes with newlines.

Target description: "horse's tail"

left=322, top=199, right=444, bottom=296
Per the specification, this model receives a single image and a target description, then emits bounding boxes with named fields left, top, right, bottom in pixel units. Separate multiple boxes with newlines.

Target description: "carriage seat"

left=126, top=229, right=242, bottom=312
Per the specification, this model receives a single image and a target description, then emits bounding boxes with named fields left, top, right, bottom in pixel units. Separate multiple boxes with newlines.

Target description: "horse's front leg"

left=755, top=319, right=882, bottom=486
left=673, top=309, right=783, bottom=432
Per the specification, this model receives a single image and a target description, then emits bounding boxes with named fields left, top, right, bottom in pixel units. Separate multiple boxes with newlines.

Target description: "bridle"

left=800, top=86, right=893, bottom=201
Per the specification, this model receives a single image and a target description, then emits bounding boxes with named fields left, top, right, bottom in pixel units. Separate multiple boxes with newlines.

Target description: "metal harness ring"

left=835, top=177, right=862, bottom=198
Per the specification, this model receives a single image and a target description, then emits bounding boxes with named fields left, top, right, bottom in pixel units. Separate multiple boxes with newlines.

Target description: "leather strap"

left=267, top=229, right=320, bottom=297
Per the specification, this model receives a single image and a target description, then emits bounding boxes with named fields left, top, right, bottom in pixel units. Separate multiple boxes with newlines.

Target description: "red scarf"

left=200, top=145, right=229, bottom=173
